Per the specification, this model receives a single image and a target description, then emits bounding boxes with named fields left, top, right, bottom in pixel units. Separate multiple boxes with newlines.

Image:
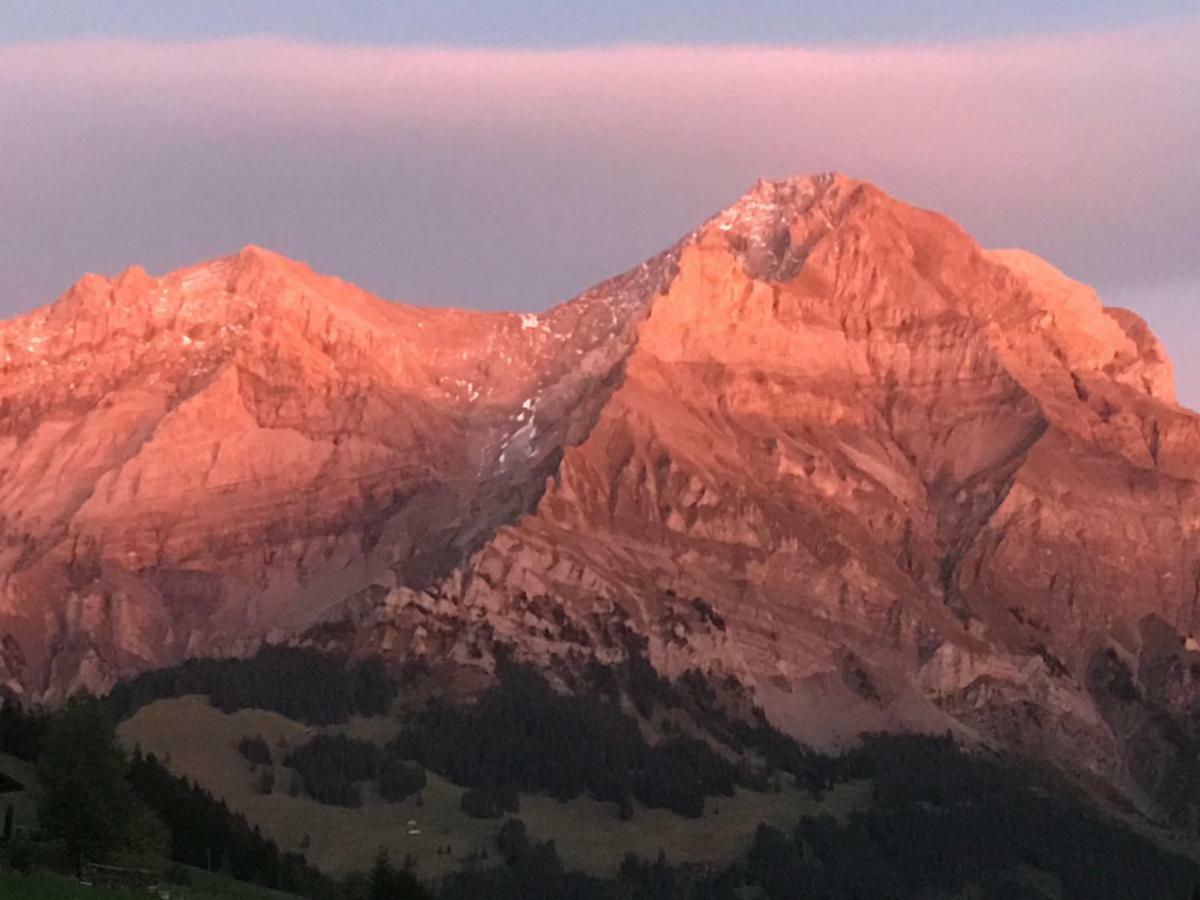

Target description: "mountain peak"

left=710, top=171, right=859, bottom=231
left=695, top=172, right=878, bottom=281
left=640, top=171, right=1180, bottom=420
left=236, top=242, right=283, bottom=261
left=228, top=243, right=310, bottom=280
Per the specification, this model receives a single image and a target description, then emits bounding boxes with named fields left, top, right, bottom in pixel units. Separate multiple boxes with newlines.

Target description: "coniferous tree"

left=497, top=817, right=530, bottom=860
left=237, top=734, right=273, bottom=767
left=369, top=848, right=431, bottom=900
left=0, top=700, right=44, bottom=761
left=36, top=699, right=134, bottom=873
left=126, top=751, right=331, bottom=893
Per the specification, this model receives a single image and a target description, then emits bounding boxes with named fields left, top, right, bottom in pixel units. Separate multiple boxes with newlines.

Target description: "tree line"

left=391, top=659, right=743, bottom=818
left=283, top=733, right=427, bottom=808
left=7, top=646, right=1200, bottom=898
left=105, top=645, right=396, bottom=726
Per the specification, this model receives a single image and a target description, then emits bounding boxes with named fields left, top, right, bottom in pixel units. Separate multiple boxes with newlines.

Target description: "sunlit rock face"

left=0, top=241, right=676, bottom=699
left=3, top=173, right=1199, bottom=820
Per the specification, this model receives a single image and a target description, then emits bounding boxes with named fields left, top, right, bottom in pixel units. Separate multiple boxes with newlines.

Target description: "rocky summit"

left=2, top=173, right=1198, bottom=822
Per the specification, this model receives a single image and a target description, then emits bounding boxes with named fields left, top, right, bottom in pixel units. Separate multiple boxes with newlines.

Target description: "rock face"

left=3, top=173, right=1199, bottom=821
left=0, top=243, right=676, bottom=699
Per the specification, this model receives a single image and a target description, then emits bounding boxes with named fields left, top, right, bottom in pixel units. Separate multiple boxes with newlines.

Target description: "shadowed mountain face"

left=3, top=173, right=1199, bottom=820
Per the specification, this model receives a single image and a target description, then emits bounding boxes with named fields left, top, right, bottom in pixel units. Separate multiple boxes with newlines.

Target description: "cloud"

left=0, top=20, right=1197, bottom=400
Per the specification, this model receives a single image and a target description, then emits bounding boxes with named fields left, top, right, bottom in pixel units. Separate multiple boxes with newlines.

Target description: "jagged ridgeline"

left=71, top=646, right=1200, bottom=898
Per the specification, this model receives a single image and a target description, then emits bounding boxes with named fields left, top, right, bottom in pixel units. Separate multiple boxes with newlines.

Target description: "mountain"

left=0, top=241, right=670, bottom=697
left=3, top=173, right=1199, bottom=823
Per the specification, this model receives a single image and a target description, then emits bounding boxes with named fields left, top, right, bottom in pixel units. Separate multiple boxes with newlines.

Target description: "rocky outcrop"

left=3, top=173, right=1199, bottom=823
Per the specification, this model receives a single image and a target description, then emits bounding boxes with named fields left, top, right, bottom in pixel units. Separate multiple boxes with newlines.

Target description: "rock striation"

left=2, top=173, right=1199, bottom=821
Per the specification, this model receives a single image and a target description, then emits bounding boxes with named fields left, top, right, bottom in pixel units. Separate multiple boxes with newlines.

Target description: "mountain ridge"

left=3, top=172, right=1200, bottom=828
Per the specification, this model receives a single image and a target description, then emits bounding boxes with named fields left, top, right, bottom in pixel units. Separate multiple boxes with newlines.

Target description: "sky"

left=1, top=3, right=1197, bottom=405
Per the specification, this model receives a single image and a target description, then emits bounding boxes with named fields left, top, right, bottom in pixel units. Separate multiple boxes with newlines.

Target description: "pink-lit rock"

left=2, top=174, right=1199, bottom=817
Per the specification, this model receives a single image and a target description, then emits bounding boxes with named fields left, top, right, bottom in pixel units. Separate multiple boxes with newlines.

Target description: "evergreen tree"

left=36, top=699, right=134, bottom=873
left=496, top=817, right=530, bottom=860
left=0, top=700, right=45, bottom=761
left=369, top=848, right=431, bottom=899
left=237, top=734, right=273, bottom=767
